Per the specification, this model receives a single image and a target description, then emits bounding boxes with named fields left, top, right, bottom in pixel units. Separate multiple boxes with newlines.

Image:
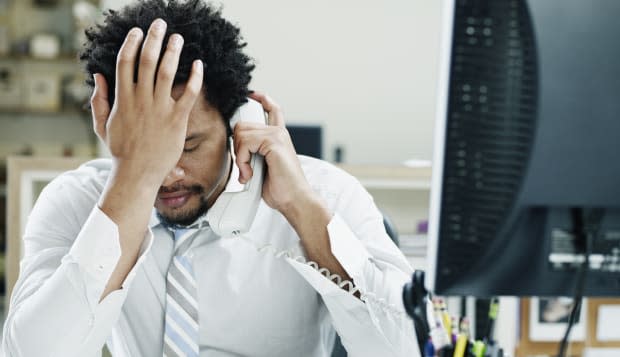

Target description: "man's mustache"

left=158, top=183, right=204, bottom=195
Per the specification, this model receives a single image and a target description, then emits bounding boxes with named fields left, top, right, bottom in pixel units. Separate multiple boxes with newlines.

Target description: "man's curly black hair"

left=79, top=0, right=254, bottom=133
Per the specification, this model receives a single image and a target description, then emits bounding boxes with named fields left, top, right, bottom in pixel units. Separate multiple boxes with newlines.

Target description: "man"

left=2, top=0, right=418, bottom=356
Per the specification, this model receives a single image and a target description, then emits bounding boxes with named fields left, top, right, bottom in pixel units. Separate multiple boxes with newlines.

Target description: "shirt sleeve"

left=1, top=175, right=153, bottom=357
left=285, top=174, right=421, bottom=357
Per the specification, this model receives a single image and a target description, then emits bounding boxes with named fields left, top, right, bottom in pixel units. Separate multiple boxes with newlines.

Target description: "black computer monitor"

left=286, top=125, right=323, bottom=159
left=425, top=0, right=620, bottom=297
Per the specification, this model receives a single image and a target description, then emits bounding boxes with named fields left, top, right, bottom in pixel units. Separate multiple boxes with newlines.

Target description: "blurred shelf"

left=400, top=234, right=428, bottom=257
left=338, top=164, right=432, bottom=190
left=0, top=54, right=80, bottom=62
left=0, top=109, right=89, bottom=117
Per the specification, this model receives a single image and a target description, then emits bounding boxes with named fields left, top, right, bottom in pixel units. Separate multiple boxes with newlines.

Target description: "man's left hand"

left=233, top=92, right=315, bottom=216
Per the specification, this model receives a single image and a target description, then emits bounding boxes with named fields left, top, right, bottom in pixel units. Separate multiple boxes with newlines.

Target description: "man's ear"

left=90, top=73, right=111, bottom=141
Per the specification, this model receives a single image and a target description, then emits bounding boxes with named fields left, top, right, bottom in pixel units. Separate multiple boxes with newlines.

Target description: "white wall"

left=214, top=0, right=443, bottom=164
left=1, top=1, right=443, bottom=165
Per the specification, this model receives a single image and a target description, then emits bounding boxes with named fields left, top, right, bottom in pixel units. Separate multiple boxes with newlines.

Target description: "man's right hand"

left=88, top=19, right=204, bottom=300
left=90, top=18, right=203, bottom=186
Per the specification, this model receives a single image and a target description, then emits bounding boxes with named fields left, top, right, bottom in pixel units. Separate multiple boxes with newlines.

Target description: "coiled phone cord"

left=237, top=235, right=407, bottom=318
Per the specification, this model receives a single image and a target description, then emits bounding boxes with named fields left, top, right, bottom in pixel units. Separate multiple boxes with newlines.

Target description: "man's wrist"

left=98, top=160, right=161, bottom=229
left=111, top=159, right=167, bottom=189
left=281, top=191, right=332, bottom=237
left=103, top=161, right=160, bottom=197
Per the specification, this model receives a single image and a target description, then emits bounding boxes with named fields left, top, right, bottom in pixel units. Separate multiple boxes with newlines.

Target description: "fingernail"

left=92, top=73, right=98, bottom=86
left=194, top=59, right=203, bottom=72
left=170, top=34, right=183, bottom=49
left=128, top=27, right=141, bottom=39
left=153, top=18, right=166, bottom=32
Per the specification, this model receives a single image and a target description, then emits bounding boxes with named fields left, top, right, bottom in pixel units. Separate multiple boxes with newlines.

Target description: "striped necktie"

left=163, top=225, right=204, bottom=357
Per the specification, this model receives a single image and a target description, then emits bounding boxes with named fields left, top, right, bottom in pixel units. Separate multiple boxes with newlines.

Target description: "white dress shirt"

left=2, top=156, right=419, bottom=357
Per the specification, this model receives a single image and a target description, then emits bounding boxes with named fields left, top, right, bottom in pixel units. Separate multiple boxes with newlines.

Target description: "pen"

left=459, top=317, right=470, bottom=339
left=432, top=299, right=447, bottom=334
left=427, top=298, right=451, bottom=352
left=485, top=298, right=499, bottom=343
left=452, top=333, right=468, bottom=357
left=438, top=298, right=452, bottom=337
left=430, top=320, right=452, bottom=352
left=424, top=338, right=435, bottom=357
left=431, top=299, right=452, bottom=349
left=472, top=340, right=486, bottom=357
left=451, top=316, right=459, bottom=344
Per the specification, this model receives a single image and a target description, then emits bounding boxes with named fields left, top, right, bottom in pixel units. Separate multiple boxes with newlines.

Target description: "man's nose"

left=161, top=165, right=186, bottom=187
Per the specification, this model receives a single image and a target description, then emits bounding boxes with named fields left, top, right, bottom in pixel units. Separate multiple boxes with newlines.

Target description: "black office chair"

left=330, top=212, right=400, bottom=357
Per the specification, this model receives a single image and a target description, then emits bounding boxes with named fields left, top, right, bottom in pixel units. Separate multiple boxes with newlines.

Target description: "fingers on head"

left=115, top=27, right=144, bottom=96
left=155, top=33, right=184, bottom=97
left=137, top=19, right=168, bottom=89
left=175, top=59, right=204, bottom=115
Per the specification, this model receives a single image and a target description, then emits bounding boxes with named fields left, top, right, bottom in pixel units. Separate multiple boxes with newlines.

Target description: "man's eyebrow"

left=185, top=133, right=207, bottom=141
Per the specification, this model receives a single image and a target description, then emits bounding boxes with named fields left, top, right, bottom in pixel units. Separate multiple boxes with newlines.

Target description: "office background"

left=1, top=1, right=619, bottom=357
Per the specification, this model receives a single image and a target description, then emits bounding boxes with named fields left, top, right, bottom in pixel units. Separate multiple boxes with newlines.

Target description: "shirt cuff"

left=285, top=213, right=372, bottom=296
left=327, top=213, right=372, bottom=288
left=67, top=206, right=153, bottom=304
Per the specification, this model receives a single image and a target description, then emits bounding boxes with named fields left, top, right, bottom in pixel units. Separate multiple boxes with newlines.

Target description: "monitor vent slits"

left=438, top=0, right=538, bottom=284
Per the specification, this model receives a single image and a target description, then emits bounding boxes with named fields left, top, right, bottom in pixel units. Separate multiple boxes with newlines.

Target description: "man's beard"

left=156, top=184, right=210, bottom=227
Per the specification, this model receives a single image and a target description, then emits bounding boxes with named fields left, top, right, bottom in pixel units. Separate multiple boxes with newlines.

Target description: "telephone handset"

left=207, top=98, right=267, bottom=237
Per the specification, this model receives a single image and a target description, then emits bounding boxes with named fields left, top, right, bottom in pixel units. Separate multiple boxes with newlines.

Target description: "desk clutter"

left=423, top=297, right=503, bottom=357
left=403, top=270, right=508, bottom=357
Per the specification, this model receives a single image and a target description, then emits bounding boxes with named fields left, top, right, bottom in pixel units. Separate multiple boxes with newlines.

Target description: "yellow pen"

left=453, top=333, right=468, bottom=357
left=430, top=298, right=451, bottom=350
left=438, top=298, right=452, bottom=337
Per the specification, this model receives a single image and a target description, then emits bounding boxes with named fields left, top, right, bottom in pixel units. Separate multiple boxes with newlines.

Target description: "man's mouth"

left=157, top=191, right=192, bottom=209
